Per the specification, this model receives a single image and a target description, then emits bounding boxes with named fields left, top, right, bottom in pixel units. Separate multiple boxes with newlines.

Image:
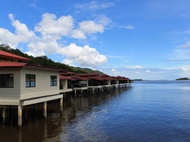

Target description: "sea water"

left=1, top=81, right=190, bottom=142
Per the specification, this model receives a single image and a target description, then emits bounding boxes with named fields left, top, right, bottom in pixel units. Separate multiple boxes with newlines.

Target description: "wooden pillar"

left=18, top=105, right=22, bottom=126
left=18, top=127, right=22, bottom=142
left=43, top=102, right=47, bottom=118
left=81, top=89, right=83, bottom=95
left=60, top=98, right=63, bottom=112
left=74, top=90, right=77, bottom=97
left=2, top=106, right=6, bottom=122
left=63, top=93, right=66, bottom=99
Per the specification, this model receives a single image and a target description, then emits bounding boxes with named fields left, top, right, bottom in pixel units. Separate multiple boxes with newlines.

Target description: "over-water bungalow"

left=79, top=73, right=112, bottom=93
left=116, top=76, right=132, bottom=87
left=60, top=72, right=89, bottom=96
left=0, top=50, right=63, bottom=126
left=59, top=75, right=73, bottom=93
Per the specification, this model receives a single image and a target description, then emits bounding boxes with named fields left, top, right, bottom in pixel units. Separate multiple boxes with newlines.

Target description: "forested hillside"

left=0, top=44, right=103, bottom=74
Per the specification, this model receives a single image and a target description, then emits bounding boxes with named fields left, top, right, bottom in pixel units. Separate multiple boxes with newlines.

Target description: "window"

left=50, top=76, right=57, bottom=86
left=0, top=74, right=14, bottom=88
left=26, top=74, right=36, bottom=87
left=0, top=57, right=4, bottom=62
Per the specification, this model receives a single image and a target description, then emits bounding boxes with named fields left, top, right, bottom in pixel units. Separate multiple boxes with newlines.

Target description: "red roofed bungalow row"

left=60, top=71, right=132, bottom=88
left=0, top=49, right=132, bottom=91
left=60, top=72, right=131, bottom=82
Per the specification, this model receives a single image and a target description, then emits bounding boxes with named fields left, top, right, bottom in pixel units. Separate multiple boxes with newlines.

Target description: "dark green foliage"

left=0, top=44, right=104, bottom=74
left=176, top=77, right=189, bottom=80
left=133, top=79, right=143, bottom=81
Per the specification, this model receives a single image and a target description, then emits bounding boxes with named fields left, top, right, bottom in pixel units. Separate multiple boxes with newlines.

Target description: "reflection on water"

left=0, top=88, right=127, bottom=142
left=2, top=81, right=190, bottom=142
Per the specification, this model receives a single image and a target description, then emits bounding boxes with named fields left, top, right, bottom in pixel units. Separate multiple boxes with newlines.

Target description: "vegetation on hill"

left=176, top=77, right=189, bottom=80
left=133, top=79, right=143, bottom=81
left=0, top=44, right=103, bottom=74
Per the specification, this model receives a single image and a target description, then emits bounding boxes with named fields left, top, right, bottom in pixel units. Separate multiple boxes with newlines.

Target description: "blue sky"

left=1, top=0, right=190, bottom=80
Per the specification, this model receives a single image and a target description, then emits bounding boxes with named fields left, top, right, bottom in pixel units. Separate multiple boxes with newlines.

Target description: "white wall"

left=60, top=80, right=68, bottom=90
left=20, top=68, right=60, bottom=100
left=0, top=68, right=21, bottom=104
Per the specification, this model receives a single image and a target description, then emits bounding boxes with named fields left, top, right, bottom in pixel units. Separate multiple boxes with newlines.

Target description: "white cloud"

left=0, top=14, right=35, bottom=48
left=135, top=71, right=140, bottom=74
left=168, top=43, right=190, bottom=61
left=35, top=13, right=74, bottom=38
left=146, top=70, right=151, bottom=73
left=179, top=66, right=190, bottom=77
left=95, top=15, right=111, bottom=27
left=0, top=13, right=108, bottom=67
left=9, top=14, right=35, bottom=42
left=79, top=21, right=104, bottom=34
left=133, top=66, right=142, bottom=69
left=182, top=67, right=189, bottom=71
left=70, top=29, right=86, bottom=39
left=59, top=43, right=83, bottom=58
left=59, top=43, right=107, bottom=67
left=62, top=59, right=74, bottom=66
left=27, top=36, right=60, bottom=56
left=179, top=41, right=190, bottom=48
left=111, top=68, right=117, bottom=73
left=26, top=50, right=45, bottom=57
left=122, top=25, right=136, bottom=30
left=70, top=20, right=105, bottom=39
left=75, top=1, right=115, bottom=11
left=167, top=40, right=190, bottom=62
left=0, top=28, right=19, bottom=48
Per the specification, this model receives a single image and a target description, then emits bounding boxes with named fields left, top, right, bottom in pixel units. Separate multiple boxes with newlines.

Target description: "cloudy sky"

left=1, top=0, right=190, bottom=80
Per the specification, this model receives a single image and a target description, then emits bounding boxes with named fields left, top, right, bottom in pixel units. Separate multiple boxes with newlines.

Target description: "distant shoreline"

left=133, top=79, right=143, bottom=81
left=175, top=77, right=189, bottom=80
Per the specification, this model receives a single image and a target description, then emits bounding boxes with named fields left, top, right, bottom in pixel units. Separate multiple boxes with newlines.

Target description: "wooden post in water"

left=60, top=98, right=63, bottom=112
left=81, top=89, right=83, bottom=95
left=43, top=102, right=47, bottom=118
left=18, top=104, right=22, bottom=126
left=2, top=106, right=6, bottom=123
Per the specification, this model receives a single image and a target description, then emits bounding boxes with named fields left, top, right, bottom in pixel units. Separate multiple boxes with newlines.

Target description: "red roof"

left=60, top=75, right=72, bottom=80
left=88, top=76, right=105, bottom=81
left=60, top=75, right=89, bottom=81
left=77, top=74, right=90, bottom=77
left=60, top=71, right=76, bottom=76
left=116, top=76, right=129, bottom=81
left=0, top=50, right=30, bottom=62
left=72, top=75, right=89, bottom=81
left=0, top=62, right=27, bottom=67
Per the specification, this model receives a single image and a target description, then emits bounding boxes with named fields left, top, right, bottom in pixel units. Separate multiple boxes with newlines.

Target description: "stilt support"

left=18, top=105, right=22, bottom=126
left=60, top=98, right=63, bottom=112
left=43, top=102, right=47, bottom=118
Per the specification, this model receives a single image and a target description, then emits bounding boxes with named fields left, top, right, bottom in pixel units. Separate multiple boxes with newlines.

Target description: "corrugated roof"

left=72, top=75, right=89, bottom=81
left=60, top=75, right=72, bottom=80
left=0, top=62, right=27, bottom=67
left=0, top=50, right=30, bottom=62
left=116, top=76, right=129, bottom=81
left=60, top=71, right=76, bottom=76
left=88, top=76, right=105, bottom=81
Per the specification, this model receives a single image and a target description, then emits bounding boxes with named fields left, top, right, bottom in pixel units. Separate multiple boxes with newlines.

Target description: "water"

left=1, top=81, right=190, bottom=142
